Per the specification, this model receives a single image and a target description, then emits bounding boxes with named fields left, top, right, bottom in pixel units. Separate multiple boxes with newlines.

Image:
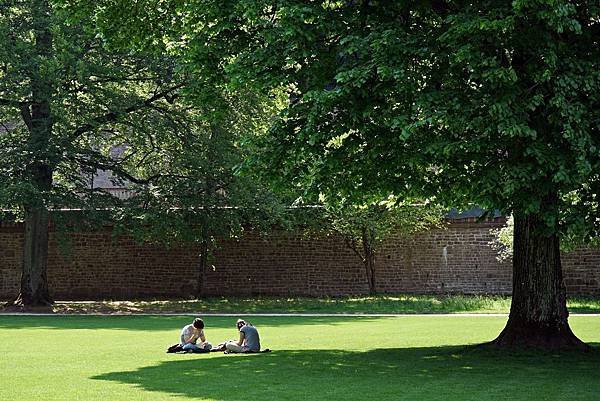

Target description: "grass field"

left=50, top=294, right=600, bottom=314
left=1, top=315, right=599, bottom=401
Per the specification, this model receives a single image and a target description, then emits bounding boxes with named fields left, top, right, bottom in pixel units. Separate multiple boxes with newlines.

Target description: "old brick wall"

left=203, top=233, right=367, bottom=296
left=47, top=233, right=200, bottom=299
left=375, top=220, right=514, bottom=295
left=0, top=219, right=598, bottom=300
left=0, top=221, right=200, bottom=300
left=0, top=224, right=22, bottom=300
left=563, top=247, right=600, bottom=296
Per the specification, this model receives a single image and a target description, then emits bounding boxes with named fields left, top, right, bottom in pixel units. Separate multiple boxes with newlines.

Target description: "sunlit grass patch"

left=49, top=294, right=600, bottom=315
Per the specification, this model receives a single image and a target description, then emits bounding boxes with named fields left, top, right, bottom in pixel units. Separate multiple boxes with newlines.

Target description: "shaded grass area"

left=42, top=294, right=600, bottom=314
left=92, top=346, right=600, bottom=401
left=0, top=315, right=599, bottom=401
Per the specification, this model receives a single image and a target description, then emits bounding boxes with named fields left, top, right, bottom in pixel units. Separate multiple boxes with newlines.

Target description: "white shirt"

left=180, top=324, right=204, bottom=345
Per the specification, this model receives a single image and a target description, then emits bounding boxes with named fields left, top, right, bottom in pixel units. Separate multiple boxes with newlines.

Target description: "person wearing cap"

left=180, top=318, right=212, bottom=352
left=224, top=319, right=261, bottom=353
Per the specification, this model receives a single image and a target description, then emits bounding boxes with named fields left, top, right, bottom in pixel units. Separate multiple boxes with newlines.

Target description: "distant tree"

left=0, top=1, right=183, bottom=306
left=317, top=201, right=443, bottom=295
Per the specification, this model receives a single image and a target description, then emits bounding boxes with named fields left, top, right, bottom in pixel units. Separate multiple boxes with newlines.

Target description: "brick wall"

left=0, top=219, right=598, bottom=300
left=0, top=224, right=22, bottom=300
left=375, top=220, right=514, bottom=295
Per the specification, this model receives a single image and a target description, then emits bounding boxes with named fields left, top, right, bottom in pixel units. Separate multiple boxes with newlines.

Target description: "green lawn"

left=51, top=294, right=600, bottom=314
left=1, top=315, right=599, bottom=401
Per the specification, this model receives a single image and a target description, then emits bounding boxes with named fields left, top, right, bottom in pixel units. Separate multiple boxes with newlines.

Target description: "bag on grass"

left=167, top=343, right=184, bottom=353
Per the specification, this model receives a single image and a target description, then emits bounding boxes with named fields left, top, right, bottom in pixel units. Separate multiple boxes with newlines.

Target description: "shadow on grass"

left=0, top=315, right=384, bottom=331
left=91, top=345, right=600, bottom=401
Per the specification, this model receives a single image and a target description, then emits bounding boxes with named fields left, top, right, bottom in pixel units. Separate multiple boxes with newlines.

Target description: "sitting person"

left=180, top=318, right=212, bottom=353
left=224, top=319, right=261, bottom=353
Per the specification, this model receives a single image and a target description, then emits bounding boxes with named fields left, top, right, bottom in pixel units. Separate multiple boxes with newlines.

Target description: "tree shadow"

left=0, top=315, right=384, bottom=331
left=91, top=345, right=600, bottom=401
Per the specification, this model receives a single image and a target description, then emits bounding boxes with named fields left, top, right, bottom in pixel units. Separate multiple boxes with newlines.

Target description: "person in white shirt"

left=180, top=318, right=212, bottom=352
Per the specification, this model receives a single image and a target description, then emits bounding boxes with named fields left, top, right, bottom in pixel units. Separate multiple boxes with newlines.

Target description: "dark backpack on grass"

left=167, top=343, right=183, bottom=353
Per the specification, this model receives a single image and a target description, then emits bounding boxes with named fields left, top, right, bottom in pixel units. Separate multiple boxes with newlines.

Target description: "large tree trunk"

left=491, top=204, right=587, bottom=350
left=12, top=206, right=53, bottom=306
left=8, top=0, right=55, bottom=307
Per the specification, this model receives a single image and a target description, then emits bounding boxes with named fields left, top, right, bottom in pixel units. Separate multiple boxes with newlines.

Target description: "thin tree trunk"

left=491, top=197, right=587, bottom=350
left=362, top=228, right=376, bottom=295
left=365, top=252, right=376, bottom=295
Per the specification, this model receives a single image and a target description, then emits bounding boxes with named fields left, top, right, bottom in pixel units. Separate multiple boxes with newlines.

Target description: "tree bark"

left=491, top=199, right=587, bottom=350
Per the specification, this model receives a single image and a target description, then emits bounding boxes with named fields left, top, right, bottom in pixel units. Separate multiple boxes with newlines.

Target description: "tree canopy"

left=99, top=1, right=597, bottom=240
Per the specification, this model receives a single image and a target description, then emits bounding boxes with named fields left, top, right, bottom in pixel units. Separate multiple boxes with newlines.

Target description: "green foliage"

left=490, top=216, right=514, bottom=262
left=319, top=200, right=444, bottom=258
left=491, top=214, right=600, bottom=258
left=0, top=0, right=286, bottom=248
left=0, top=1, right=186, bottom=211
left=77, top=1, right=448, bottom=247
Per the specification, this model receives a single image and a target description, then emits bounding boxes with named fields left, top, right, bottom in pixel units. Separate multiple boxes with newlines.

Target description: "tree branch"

left=71, top=151, right=196, bottom=187
left=0, top=98, right=27, bottom=108
left=69, top=82, right=186, bottom=140
left=343, top=235, right=366, bottom=262
left=0, top=97, right=33, bottom=130
left=19, top=104, right=33, bottom=131
left=76, top=156, right=162, bottom=185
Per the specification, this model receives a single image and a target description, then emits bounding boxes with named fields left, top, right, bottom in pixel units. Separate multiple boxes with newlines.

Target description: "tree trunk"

left=491, top=205, right=587, bottom=350
left=8, top=0, right=55, bottom=307
left=11, top=207, right=53, bottom=306
left=362, top=228, right=376, bottom=295
left=365, top=252, right=376, bottom=295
